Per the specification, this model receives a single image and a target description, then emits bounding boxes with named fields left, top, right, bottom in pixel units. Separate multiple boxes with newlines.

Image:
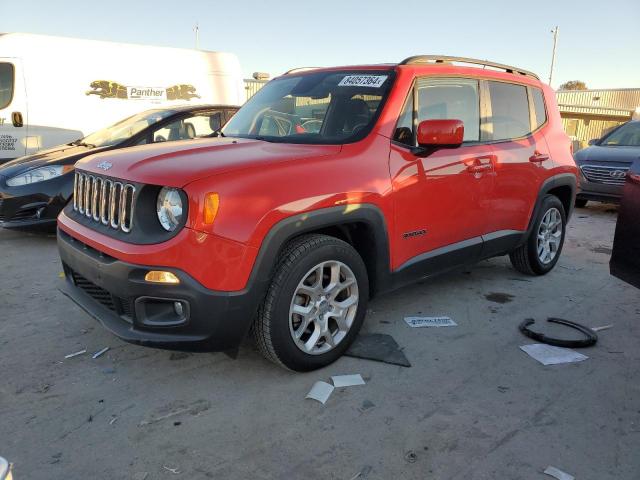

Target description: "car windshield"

left=80, top=109, right=177, bottom=147
left=600, top=122, right=640, bottom=147
left=222, top=69, right=394, bottom=144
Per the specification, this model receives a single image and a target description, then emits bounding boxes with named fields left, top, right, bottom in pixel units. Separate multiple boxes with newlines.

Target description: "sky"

left=1, top=0, right=639, bottom=89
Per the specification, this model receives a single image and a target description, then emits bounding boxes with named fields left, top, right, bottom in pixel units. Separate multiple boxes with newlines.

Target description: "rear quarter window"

left=0, top=63, right=15, bottom=109
left=487, top=81, right=531, bottom=140
left=531, top=87, right=547, bottom=130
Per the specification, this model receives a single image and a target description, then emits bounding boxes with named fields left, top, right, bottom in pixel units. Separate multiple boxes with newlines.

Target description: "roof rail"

left=399, top=55, right=539, bottom=80
left=283, top=67, right=322, bottom=75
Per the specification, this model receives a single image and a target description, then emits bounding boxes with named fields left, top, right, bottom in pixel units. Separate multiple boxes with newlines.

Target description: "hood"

left=75, top=138, right=343, bottom=187
left=0, top=144, right=108, bottom=178
left=574, top=145, right=640, bottom=165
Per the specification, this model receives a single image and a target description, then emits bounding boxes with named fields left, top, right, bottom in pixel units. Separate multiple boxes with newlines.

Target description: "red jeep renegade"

left=58, top=56, right=578, bottom=371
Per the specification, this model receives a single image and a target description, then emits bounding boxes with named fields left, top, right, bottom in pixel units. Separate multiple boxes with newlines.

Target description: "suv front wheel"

left=254, top=234, right=369, bottom=371
left=509, top=194, right=567, bottom=275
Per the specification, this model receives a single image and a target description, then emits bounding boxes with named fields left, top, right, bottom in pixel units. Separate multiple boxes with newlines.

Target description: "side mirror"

left=417, top=119, right=464, bottom=148
left=588, top=138, right=599, bottom=146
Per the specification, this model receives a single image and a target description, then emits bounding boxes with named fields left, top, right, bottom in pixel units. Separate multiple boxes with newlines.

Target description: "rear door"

left=0, top=58, right=27, bottom=162
left=481, top=80, right=553, bottom=245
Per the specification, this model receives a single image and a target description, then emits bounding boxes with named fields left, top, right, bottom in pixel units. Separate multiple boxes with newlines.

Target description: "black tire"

left=254, top=234, right=369, bottom=371
left=509, top=195, right=567, bottom=276
left=574, top=198, right=588, bottom=208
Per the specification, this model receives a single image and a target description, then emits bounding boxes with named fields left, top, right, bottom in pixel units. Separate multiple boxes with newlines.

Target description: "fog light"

left=144, top=271, right=180, bottom=284
left=174, top=301, right=184, bottom=316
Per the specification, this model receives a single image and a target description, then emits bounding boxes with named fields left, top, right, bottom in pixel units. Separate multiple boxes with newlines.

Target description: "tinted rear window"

left=488, top=81, right=531, bottom=140
left=0, top=63, right=14, bottom=109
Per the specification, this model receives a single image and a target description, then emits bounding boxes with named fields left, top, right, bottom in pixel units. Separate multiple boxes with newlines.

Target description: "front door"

left=0, top=58, right=27, bottom=162
left=389, top=76, right=495, bottom=271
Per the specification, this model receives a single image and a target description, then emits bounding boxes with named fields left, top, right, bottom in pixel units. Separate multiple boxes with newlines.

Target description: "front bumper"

left=58, top=228, right=259, bottom=351
left=0, top=173, right=72, bottom=229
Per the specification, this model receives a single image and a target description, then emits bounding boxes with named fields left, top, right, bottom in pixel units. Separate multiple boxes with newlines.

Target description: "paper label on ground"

left=338, top=75, right=387, bottom=88
left=520, top=344, right=588, bottom=366
left=306, top=381, right=334, bottom=405
left=331, top=374, right=365, bottom=388
left=404, top=316, right=457, bottom=328
left=544, top=466, right=575, bottom=480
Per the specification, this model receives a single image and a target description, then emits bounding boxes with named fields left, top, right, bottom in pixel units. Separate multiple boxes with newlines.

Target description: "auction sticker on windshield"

left=338, top=75, right=388, bottom=88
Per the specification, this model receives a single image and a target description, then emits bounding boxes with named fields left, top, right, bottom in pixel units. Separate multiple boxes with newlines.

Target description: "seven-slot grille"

left=581, top=165, right=629, bottom=186
left=73, top=171, right=136, bottom=232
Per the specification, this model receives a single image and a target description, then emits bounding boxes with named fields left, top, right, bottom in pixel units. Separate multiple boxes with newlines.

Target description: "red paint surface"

left=60, top=63, right=577, bottom=292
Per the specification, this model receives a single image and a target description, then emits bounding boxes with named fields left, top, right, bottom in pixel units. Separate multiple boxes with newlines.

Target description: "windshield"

left=222, top=70, right=394, bottom=144
left=81, top=109, right=177, bottom=147
left=600, top=122, right=640, bottom=147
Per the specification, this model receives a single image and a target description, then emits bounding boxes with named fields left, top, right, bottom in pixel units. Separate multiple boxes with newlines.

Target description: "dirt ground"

left=1, top=203, right=639, bottom=480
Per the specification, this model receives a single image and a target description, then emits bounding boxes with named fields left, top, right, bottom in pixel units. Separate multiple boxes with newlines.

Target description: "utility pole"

left=194, top=23, right=200, bottom=50
left=549, top=26, right=559, bottom=86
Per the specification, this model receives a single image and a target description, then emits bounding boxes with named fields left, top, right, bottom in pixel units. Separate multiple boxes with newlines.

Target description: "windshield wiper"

left=211, top=129, right=226, bottom=138
left=70, top=140, right=97, bottom=148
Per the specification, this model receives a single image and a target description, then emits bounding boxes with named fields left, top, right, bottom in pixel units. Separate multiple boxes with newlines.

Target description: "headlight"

left=156, top=187, right=183, bottom=232
left=6, top=165, right=73, bottom=186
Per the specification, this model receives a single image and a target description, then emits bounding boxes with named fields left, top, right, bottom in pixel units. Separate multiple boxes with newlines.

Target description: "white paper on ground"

left=544, top=465, right=575, bottom=480
left=306, top=381, right=334, bottom=404
left=331, top=374, right=366, bottom=388
left=520, top=344, right=588, bottom=366
left=404, top=316, right=457, bottom=328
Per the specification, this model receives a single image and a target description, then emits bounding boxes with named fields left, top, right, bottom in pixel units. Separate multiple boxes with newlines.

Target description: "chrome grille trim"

left=581, top=165, right=629, bottom=186
left=73, top=172, right=135, bottom=233
left=110, top=182, right=122, bottom=229
left=92, top=177, right=102, bottom=221
left=84, top=175, right=93, bottom=217
left=100, top=179, right=112, bottom=225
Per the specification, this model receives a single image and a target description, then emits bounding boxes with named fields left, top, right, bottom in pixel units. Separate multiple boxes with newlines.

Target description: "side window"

left=488, top=81, right=531, bottom=140
left=0, top=63, right=15, bottom=109
left=152, top=112, right=223, bottom=143
left=416, top=78, right=480, bottom=142
left=531, top=88, right=547, bottom=130
left=393, top=91, right=414, bottom=146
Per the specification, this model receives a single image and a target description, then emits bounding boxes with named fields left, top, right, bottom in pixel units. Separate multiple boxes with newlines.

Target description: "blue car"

left=574, top=120, right=640, bottom=207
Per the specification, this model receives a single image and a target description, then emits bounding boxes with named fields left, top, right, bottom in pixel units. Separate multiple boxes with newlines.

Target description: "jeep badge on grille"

left=97, top=161, right=113, bottom=171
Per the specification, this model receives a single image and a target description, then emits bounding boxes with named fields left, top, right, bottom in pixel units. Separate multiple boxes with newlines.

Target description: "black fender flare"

left=246, top=204, right=392, bottom=299
left=523, top=173, right=577, bottom=242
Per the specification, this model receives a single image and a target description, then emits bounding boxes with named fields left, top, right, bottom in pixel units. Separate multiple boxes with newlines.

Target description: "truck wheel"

left=254, top=234, right=369, bottom=371
left=574, top=198, right=588, bottom=208
left=509, top=195, right=567, bottom=276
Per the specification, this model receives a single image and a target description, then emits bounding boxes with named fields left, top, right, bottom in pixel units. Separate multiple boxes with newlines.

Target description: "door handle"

left=529, top=151, right=549, bottom=163
left=467, top=164, right=492, bottom=174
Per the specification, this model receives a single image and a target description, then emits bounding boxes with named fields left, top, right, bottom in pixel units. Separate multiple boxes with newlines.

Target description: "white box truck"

left=0, top=33, right=245, bottom=162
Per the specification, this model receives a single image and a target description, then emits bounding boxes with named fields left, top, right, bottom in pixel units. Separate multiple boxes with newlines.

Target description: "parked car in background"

left=57, top=56, right=577, bottom=371
left=0, top=32, right=244, bottom=163
left=573, top=120, right=640, bottom=207
left=610, top=159, right=640, bottom=289
left=0, top=105, right=237, bottom=230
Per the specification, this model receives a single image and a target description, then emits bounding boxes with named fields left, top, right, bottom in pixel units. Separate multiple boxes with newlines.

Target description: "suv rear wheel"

left=509, top=194, right=567, bottom=275
left=254, top=234, right=369, bottom=371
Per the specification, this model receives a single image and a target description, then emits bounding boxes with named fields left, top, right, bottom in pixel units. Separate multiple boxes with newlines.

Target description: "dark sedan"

left=574, top=120, right=640, bottom=207
left=0, top=104, right=238, bottom=230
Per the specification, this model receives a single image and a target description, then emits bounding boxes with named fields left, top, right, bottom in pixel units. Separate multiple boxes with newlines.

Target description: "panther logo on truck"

left=85, top=80, right=128, bottom=99
left=86, top=81, right=200, bottom=101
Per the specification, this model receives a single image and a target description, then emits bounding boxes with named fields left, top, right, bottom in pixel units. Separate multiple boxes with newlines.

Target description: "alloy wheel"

left=537, top=207, right=563, bottom=264
left=288, top=260, right=359, bottom=355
